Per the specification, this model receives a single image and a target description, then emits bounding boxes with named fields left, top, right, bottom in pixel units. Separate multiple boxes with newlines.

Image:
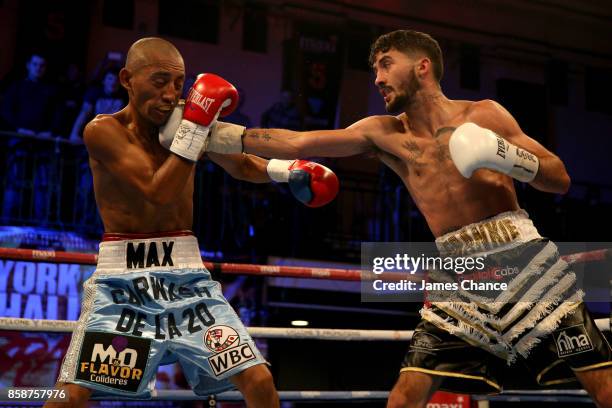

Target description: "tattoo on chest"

left=434, top=127, right=456, bottom=162
left=402, top=140, right=425, bottom=166
left=435, top=140, right=451, bottom=162
left=434, top=127, right=456, bottom=138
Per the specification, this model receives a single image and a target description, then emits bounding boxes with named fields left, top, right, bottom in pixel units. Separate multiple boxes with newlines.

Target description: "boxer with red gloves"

left=159, top=74, right=339, bottom=207
left=168, top=73, right=240, bottom=161
left=266, top=159, right=339, bottom=207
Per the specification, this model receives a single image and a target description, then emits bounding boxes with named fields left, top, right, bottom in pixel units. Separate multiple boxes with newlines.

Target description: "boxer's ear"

left=119, top=67, right=132, bottom=92
left=416, top=57, right=431, bottom=80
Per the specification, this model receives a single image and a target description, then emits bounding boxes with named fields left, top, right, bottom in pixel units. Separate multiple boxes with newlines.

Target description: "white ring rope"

left=81, top=389, right=593, bottom=403
left=0, top=317, right=609, bottom=339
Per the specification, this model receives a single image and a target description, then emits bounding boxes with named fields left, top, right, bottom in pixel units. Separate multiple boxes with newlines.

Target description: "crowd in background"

left=0, top=52, right=305, bottom=140
left=0, top=52, right=309, bottom=238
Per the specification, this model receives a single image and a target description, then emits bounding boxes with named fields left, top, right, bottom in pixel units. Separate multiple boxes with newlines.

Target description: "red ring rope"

left=0, top=246, right=608, bottom=281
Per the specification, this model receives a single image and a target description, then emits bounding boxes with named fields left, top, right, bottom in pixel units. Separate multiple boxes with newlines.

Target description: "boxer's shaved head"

left=125, top=37, right=184, bottom=72
left=122, top=37, right=185, bottom=127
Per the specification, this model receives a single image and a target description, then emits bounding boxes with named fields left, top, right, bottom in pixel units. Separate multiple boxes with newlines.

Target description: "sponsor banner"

left=0, top=260, right=95, bottom=320
left=76, top=332, right=150, bottom=392
left=427, top=392, right=470, bottom=408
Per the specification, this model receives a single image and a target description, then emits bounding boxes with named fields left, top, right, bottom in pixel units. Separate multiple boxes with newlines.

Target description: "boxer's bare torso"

left=366, top=100, right=519, bottom=237
left=85, top=110, right=194, bottom=233
left=244, top=98, right=561, bottom=237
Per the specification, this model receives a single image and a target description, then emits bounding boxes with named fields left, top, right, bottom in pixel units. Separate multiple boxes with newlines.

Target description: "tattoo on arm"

left=248, top=130, right=272, bottom=141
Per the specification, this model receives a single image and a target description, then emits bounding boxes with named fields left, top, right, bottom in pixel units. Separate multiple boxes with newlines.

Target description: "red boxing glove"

left=267, top=159, right=340, bottom=208
left=169, top=74, right=240, bottom=161
left=184, top=73, right=239, bottom=126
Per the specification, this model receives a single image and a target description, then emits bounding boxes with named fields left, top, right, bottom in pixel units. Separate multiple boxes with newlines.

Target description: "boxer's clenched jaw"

left=120, top=37, right=186, bottom=127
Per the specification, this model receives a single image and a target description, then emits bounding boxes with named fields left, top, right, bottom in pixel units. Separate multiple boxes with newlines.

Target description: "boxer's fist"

left=449, top=122, right=539, bottom=182
left=159, top=108, right=245, bottom=156
left=159, top=101, right=183, bottom=149
left=184, top=73, right=239, bottom=126
left=267, top=159, right=339, bottom=207
left=167, top=74, right=239, bottom=161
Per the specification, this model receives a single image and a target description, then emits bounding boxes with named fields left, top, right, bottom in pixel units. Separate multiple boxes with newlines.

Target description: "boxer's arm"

left=472, top=100, right=570, bottom=194
left=242, top=117, right=376, bottom=158
left=206, top=152, right=270, bottom=183
left=83, top=117, right=194, bottom=205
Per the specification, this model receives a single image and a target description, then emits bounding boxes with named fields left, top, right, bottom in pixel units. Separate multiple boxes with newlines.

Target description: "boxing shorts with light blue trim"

left=58, top=230, right=267, bottom=397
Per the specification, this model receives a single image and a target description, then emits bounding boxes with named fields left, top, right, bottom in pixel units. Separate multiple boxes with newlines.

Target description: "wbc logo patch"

left=204, top=325, right=240, bottom=352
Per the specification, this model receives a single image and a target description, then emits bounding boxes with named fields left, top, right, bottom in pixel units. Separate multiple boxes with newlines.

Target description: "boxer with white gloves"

left=448, top=122, right=539, bottom=182
left=200, top=29, right=611, bottom=408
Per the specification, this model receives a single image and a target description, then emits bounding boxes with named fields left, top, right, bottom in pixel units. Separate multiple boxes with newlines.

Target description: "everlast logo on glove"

left=187, top=88, right=215, bottom=113
left=76, top=332, right=150, bottom=392
left=126, top=241, right=174, bottom=269
left=554, top=324, right=593, bottom=357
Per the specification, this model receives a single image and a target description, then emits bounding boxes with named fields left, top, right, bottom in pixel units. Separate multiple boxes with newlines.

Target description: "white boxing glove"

left=159, top=103, right=245, bottom=155
left=159, top=101, right=184, bottom=149
left=448, top=122, right=539, bottom=182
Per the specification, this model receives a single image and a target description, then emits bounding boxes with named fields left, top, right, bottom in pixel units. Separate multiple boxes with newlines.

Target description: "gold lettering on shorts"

left=442, top=236, right=463, bottom=256
left=502, top=219, right=520, bottom=240
left=484, top=221, right=503, bottom=244
left=496, top=220, right=510, bottom=241
left=470, top=225, right=487, bottom=252
left=459, top=230, right=475, bottom=253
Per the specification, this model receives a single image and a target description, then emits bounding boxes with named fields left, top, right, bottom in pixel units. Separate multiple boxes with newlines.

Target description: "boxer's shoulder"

left=350, top=114, right=406, bottom=141
left=83, top=114, right=132, bottom=156
left=464, top=99, right=509, bottom=124
left=85, top=113, right=125, bottom=136
left=451, top=99, right=517, bottom=137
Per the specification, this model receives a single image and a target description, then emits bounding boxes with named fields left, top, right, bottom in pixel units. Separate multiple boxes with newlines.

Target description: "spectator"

left=69, top=68, right=126, bottom=140
left=260, top=89, right=302, bottom=130
left=1, top=53, right=60, bottom=136
left=69, top=68, right=125, bottom=230
left=1, top=53, right=61, bottom=223
left=56, top=63, right=85, bottom=138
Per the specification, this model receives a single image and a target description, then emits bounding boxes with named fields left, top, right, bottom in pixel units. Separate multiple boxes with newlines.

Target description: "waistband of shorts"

left=102, top=230, right=194, bottom=241
left=435, top=209, right=542, bottom=256
left=97, top=233, right=203, bottom=273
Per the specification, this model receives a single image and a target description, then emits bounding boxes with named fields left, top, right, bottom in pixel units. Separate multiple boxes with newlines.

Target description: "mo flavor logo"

left=76, top=332, right=150, bottom=392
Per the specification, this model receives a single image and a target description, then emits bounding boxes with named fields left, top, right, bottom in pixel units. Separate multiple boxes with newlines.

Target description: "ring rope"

left=88, top=389, right=595, bottom=403
left=0, top=246, right=608, bottom=281
left=0, top=317, right=608, bottom=338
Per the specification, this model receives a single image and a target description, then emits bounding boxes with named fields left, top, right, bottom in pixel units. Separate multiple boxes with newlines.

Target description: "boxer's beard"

left=385, top=69, right=420, bottom=113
